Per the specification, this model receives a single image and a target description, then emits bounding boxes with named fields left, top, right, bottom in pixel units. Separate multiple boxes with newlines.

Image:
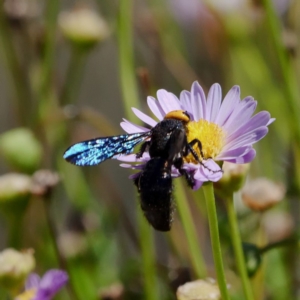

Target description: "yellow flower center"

left=15, top=288, right=36, bottom=300
left=184, top=119, right=226, bottom=164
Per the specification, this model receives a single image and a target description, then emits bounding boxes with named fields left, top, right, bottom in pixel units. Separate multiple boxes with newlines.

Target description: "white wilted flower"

left=176, top=278, right=221, bottom=300
left=58, top=7, right=109, bottom=48
left=0, top=248, right=35, bottom=295
left=242, top=177, right=285, bottom=211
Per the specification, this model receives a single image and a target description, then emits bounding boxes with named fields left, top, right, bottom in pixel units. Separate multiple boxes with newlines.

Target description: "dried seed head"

left=176, top=278, right=221, bottom=300
left=262, top=211, right=294, bottom=242
left=242, top=178, right=285, bottom=212
left=30, top=169, right=60, bottom=197
left=0, top=248, right=35, bottom=294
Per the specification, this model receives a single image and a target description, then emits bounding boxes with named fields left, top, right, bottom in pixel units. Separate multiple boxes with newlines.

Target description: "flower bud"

left=242, top=178, right=285, bottom=212
left=176, top=278, right=221, bottom=300
left=98, top=283, right=124, bottom=300
left=214, top=162, right=250, bottom=197
left=0, top=173, right=32, bottom=215
left=0, top=248, right=35, bottom=295
left=0, top=128, right=42, bottom=173
left=58, top=231, right=88, bottom=259
left=58, top=7, right=109, bottom=50
left=30, top=169, right=60, bottom=197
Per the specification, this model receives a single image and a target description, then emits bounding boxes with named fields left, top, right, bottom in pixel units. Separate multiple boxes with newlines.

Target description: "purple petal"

left=223, top=127, right=268, bottom=152
left=207, top=171, right=223, bottom=182
left=202, top=160, right=223, bottom=181
left=117, top=152, right=150, bottom=162
left=267, top=118, right=276, bottom=125
left=34, top=270, right=68, bottom=300
left=191, top=81, right=206, bottom=120
left=118, top=155, right=141, bottom=162
left=168, top=91, right=184, bottom=108
left=120, top=163, right=133, bottom=168
left=202, top=159, right=222, bottom=172
left=170, top=167, right=181, bottom=177
left=129, top=172, right=142, bottom=180
left=192, top=179, right=203, bottom=190
left=132, top=108, right=157, bottom=127
left=147, top=96, right=165, bottom=120
left=216, top=146, right=252, bottom=160
left=156, top=90, right=181, bottom=113
left=215, top=85, right=240, bottom=126
left=223, top=97, right=257, bottom=133
left=194, top=167, right=209, bottom=182
left=181, top=163, right=199, bottom=173
left=180, top=90, right=195, bottom=120
left=225, top=148, right=256, bottom=164
left=120, top=119, right=150, bottom=133
left=117, top=155, right=138, bottom=162
left=193, top=160, right=222, bottom=182
left=120, top=163, right=145, bottom=170
left=26, top=273, right=41, bottom=290
left=225, top=111, right=271, bottom=144
left=206, top=83, right=222, bottom=122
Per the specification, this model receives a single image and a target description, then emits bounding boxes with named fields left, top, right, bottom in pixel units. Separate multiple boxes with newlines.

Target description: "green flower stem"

left=40, top=0, right=60, bottom=93
left=117, top=0, right=140, bottom=120
left=117, top=1, right=158, bottom=298
left=202, top=182, right=230, bottom=300
left=60, top=48, right=87, bottom=106
left=0, top=6, right=31, bottom=125
left=138, top=211, right=158, bottom=300
left=262, top=0, right=300, bottom=137
left=36, top=0, right=60, bottom=124
left=225, top=194, right=254, bottom=300
left=175, top=181, right=207, bottom=278
left=7, top=213, right=23, bottom=249
left=43, top=199, right=80, bottom=300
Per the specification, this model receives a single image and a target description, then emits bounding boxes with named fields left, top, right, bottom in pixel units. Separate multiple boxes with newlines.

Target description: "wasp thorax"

left=184, top=119, right=225, bottom=163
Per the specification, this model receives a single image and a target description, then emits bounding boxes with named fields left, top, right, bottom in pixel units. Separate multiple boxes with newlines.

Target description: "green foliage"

left=0, top=128, right=42, bottom=174
left=0, top=0, right=299, bottom=299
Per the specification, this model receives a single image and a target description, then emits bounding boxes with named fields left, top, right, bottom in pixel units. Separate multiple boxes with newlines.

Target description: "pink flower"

left=16, top=270, right=68, bottom=300
left=119, top=81, right=274, bottom=189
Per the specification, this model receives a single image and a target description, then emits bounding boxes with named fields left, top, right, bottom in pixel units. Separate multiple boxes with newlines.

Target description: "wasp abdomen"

left=135, top=157, right=174, bottom=231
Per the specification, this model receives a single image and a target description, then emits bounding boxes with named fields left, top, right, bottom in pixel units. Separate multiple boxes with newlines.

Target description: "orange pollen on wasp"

left=164, top=110, right=190, bottom=123
left=184, top=119, right=226, bottom=164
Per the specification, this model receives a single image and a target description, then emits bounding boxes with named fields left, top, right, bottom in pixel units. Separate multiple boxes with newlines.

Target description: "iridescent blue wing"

left=63, top=132, right=151, bottom=166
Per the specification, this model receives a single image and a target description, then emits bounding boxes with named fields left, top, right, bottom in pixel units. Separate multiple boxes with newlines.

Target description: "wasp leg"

left=133, top=173, right=141, bottom=191
left=173, top=157, right=195, bottom=188
left=136, top=141, right=150, bottom=158
left=186, top=139, right=222, bottom=174
left=186, top=139, right=204, bottom=159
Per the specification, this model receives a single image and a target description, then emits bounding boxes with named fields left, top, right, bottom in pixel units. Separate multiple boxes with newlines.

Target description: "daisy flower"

left=15, top=269, right=68, bottom=300
left=119, top=81, right=274, bottom=189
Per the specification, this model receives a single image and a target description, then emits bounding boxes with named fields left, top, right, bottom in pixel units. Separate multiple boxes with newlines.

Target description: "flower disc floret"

left=185, top=119, right=226, bottom=163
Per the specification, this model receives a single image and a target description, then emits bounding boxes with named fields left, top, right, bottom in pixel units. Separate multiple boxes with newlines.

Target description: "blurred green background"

left=0, top=0, right=299, bottom=299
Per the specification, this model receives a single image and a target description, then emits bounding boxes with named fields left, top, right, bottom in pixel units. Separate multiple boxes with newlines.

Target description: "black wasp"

left=64, top=110, right=205, bottom=231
